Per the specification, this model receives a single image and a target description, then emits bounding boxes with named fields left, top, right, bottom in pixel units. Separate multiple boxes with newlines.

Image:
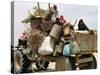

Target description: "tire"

left=79, top=54, right=97, bottom=70
left=14, top=50, right=31, bottom=73
left=35, top=57, right=49, bottom=71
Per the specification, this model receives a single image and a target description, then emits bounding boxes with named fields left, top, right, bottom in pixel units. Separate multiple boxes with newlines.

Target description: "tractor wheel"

left=35, top=57, right=49, bottom=71
left=79, top=54, right=97, bottom=70
left=14, top=50, right=31, bottom=73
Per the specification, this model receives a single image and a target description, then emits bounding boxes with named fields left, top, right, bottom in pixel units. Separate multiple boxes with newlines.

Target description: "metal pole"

left=37, top=2, right=40, bottom=16
left=73, top=19, right=77, bottom=27
left=37, top=2, right=46, bottom=34
left=48, top=3, right=51, bottom=12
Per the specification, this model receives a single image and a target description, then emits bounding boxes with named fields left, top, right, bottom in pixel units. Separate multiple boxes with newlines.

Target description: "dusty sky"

left=13, top=1, right=97, bottom=46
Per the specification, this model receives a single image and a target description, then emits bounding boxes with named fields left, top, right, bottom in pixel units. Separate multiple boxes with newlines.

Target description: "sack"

left=70, top=41, right=80, bottom=54
left=38, top=36, right=55, bottom=55
left=63, top=44, right=71, bottom=56
left=63, top=41, right=80, bottom=56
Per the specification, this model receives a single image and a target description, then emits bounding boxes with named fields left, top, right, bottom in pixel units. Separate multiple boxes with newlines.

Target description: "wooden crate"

left=75, top=31, right=97, bottom=54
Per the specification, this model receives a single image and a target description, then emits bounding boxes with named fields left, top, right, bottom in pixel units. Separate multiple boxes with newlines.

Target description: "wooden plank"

left=75, top=31, right=97, bottom=53
left=78, top=57, right=93, bottom=64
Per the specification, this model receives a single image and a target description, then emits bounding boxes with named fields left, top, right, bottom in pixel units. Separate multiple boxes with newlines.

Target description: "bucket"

left=49, top=24, right=62, bottom=41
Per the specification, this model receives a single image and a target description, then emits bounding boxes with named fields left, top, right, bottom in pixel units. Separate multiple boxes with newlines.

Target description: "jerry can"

left=38, top=36, right=56, bottom=55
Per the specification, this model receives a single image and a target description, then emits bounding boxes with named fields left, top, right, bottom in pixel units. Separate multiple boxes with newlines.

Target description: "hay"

left=27, top=30, right=44, bottom=50
left=26, top=29, right=45, bottom=60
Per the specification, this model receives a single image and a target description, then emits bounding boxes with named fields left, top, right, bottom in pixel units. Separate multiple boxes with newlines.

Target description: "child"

left=62, top=24, right=80, bottom=55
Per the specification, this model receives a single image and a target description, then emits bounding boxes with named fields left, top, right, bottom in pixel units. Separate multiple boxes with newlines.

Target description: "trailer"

left=13, top=16, right=97, bottom=73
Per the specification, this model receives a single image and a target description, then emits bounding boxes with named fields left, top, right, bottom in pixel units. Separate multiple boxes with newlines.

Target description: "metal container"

left=49, top=24, right=62, bottom=41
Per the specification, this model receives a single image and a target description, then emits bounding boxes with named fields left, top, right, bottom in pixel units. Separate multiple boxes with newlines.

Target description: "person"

left=59, top=15, right=66, bottom=25
left=78, top=19, right=89, bottom=31
left=43, top=5, right=59, bottom=34
left=18, top=32, right=27, bottom=47
left=45, top=5, right=58, bottom=21
left=62, top=24, right=75, bottom=43
left=53, top=17, right=62, bottom=25
left=53, top=16, right=67, bottom=26
left=61, top=24, right=80, bottom=55
left=51, top=5, right=58, bottom=20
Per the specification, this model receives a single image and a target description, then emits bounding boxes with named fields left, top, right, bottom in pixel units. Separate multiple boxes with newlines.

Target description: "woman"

left=78, top=19, right=89, bottom=31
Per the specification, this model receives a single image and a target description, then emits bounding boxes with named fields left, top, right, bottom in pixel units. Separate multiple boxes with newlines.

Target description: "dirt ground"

left=47, top=53, right=98, bottom=70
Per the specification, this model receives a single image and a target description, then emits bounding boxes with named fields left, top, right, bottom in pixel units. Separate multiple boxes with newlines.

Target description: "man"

left=52, top=5, right=58, bottom=20
left=45, top=5, right=58, bottom=21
